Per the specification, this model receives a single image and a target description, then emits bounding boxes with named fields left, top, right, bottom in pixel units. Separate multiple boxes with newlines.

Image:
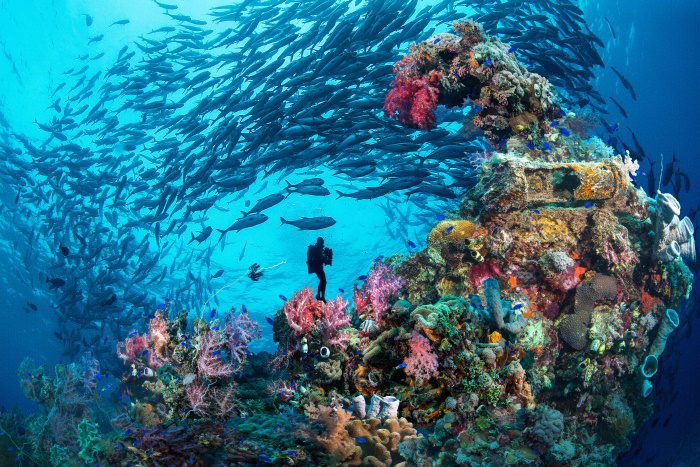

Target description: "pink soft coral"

left=354, top=262, right=405, bottom=325
left=384, top=73, right=440, bottom=130
left=319, top=296, right=351, bottom=349
left=116, top=332, right=148, bottom=362
left=224, top=307, right=261, bottom=370
left=147, top=312, right=170, bottom=368
left=284, top=286, right=324, bottom=335
left=404, top=332, right=439, bottom=384
left=197, top=331, right=234, bottom=378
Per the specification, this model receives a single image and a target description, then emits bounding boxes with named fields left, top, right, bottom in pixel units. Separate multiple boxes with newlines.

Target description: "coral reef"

left=8, top=17, right=694, bottom=467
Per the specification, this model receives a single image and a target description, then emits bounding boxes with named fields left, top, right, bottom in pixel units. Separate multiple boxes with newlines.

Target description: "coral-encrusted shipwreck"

left=271, top=20, right=695, bottom=466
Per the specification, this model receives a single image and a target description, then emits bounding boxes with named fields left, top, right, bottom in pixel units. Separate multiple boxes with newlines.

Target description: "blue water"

left=0, top=0, right=699, bottom=464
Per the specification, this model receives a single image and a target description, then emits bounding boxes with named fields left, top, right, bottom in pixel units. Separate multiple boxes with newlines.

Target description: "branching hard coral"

left=404, top=332, right=439, bottom=384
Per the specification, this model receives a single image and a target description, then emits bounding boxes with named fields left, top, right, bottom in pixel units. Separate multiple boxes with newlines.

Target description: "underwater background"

left=0, top=0, right=699, bottom=465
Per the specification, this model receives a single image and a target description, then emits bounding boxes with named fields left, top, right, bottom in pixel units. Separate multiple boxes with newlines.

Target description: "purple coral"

left=355, top=262, right=405, bottom=324
left=404, top=332, right=439, bottom=383
left=224, top=307, right=261, bottom=370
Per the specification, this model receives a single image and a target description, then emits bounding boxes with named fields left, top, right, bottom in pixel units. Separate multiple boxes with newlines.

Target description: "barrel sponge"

left=524, top=405, right=564, bottom=447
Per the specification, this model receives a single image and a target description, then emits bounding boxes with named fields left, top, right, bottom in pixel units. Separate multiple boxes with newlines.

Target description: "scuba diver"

left=307, top=237, right=332, bottom=302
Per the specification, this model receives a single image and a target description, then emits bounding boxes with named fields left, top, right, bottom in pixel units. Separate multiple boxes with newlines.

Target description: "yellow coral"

left=488, top=331, right=503, bottom=343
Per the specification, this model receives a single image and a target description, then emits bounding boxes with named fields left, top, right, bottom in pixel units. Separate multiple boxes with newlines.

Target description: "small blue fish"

left=435, top=214, right=446, bottom=220
left=156, top=303, right=166, bottom=309
left=279, top=294, right=287, bottom=301
left=356, top=349, right=363, bottom=356
left=147, top=313, right=156, bottom=319
left=266, top=316, right=274, bottom=325
left=484, top=59, right=492, bottom=66
left=133, top=440, right=139, bottom=447
left=146, top=448, right=153, bottom=458
left=285, top=450, right=298, bottom=456
left=610, top=122, right=619, bottom=132
left=474, top=105, right=482, bottom=113
left=103, top=337, right=108, bottom=345
left=355, top=436, right=367, bottom=443
left=118, top=393, right=125, bottom=401
left=141, top=349, right=148, bottom=357
left=95, top=373, right=103, bottom=380
left=25, top=372, right=32, bottom=377
left=212, top=325, right=220, bottom=331
left=584, top=202, right=594, bottom=208
left=527, top=142, right=535, bottom=150
left=542, top=142, right=552, bottom=151
left=499, top=139, right=506, bottom=146
left=358, top=275, right=367, bottom=281
left=550, top=120, right=559, bottom=127
left=258, top=455, right=274, bottom=463
left=209, top=309, right=217, bottom=318
left=181, top=342, right=188, bottom=347
left=128, top=329, right=137, bottom=338
left=533, top=209, right=540, bottom=215
left=396, top=362, right=407, bottom=370
left=508, top=46, right=517, bottom=53
left=558, top=108, right=566, bottom=117
left=445, top=226, right=454, bottom=234
left=338, top=288, right=345, bottom=293
left=407, top=240, right=417, bottom=248
left=242, top=304, right=248, bottom=313
left=189, top=455, right=195, bottom=464
left=512, top=303, right=523, bottom=310
left=212, top=350, right=221, bottom=356
left=433, top=38, right=440, bottom=44
left=560, top=128, right=570, bottom=137
left=374, top=255, right=384, bottom=261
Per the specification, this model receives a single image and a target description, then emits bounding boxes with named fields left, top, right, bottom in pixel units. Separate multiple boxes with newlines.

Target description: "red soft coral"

left=116, top=332, right=148, bottom=362
left=404, top=332, right=439, bottom=384
left=384, top=74, right=440, bottom=130
left=284, top=286, right=324, bottom=336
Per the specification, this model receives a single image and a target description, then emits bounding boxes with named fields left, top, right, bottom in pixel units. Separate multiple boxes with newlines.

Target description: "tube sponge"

left=483, top=277, right=526, bottom=335
left=649, top=308, right=679, bottom=357
left=653, top=192, right=695, bottom=263
left=639, top=354, right=658, bottom=378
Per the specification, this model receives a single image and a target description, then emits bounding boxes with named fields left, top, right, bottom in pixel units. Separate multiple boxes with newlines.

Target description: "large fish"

left=280, top=216, right=336, bottom=230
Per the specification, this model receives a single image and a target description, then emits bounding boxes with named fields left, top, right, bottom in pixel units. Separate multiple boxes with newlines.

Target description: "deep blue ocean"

left=0, top=0, right=698, bottom=465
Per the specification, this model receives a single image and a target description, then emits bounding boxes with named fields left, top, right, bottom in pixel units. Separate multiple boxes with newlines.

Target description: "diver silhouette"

left=307, top=237, right=332, bottom=303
